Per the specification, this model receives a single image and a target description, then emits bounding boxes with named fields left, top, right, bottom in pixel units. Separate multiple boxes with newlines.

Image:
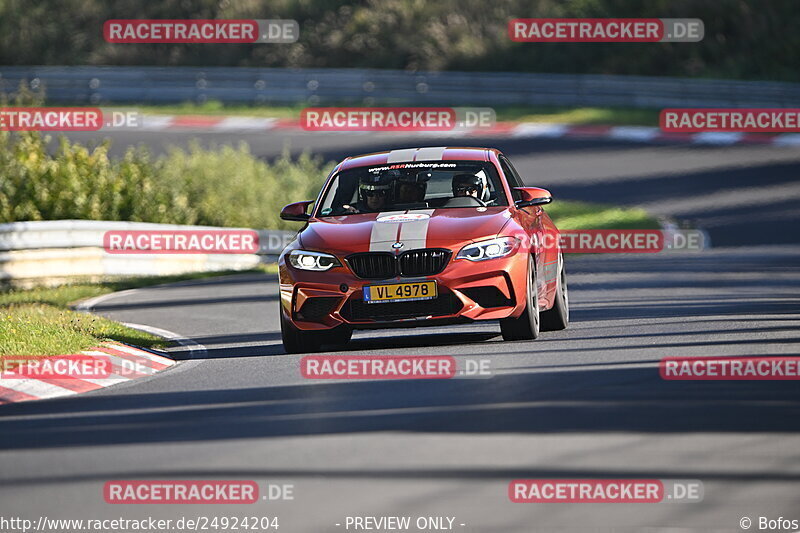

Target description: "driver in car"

left=395, top=171, right=430, bottom=204
left=451, top=173, right=492, bottom=203
left=342, top=174, right=392, bottom=213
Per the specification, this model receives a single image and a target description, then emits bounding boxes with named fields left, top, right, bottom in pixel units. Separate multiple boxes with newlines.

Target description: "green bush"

left=0, top=131, right=332, bottom=230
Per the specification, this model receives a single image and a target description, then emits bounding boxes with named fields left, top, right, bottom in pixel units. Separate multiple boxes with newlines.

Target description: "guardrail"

left=1, top=66, right=799, bottom=109
left=0, top=220, right=295, bottom=286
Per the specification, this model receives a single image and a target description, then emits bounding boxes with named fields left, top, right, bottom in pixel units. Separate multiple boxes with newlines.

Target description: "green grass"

left=0, top=304, right=164, bottom=357
left=493, top=106, right=659, bottom=126
left=104, top=101, right=659, bottom=126
left=0, top=268, right=278, bottom=358
left=547, top=200, right=660, bottom=230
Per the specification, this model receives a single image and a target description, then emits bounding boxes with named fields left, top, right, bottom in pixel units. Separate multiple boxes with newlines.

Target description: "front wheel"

left=540, top=252, right=569, bottom=331
left=322, top=325, right=353, bottom=347
left=280, top=307, right=322, bottom=354
left=500, top=254, right=540, bottom=341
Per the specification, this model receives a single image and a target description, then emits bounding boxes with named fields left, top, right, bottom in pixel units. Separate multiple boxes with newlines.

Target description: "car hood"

left=299, top=207, right=513, bottom=254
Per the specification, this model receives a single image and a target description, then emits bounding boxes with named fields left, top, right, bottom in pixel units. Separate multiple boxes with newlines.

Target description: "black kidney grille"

left=347, top=249, right=451, bottom=279
left=346, top=253, right=396, bottom=279
left=399, top=249, right=450, bottom=276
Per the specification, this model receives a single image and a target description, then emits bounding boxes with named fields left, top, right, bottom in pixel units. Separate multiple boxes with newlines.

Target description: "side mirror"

left=514, top=187, right=552, bottom=208
left=280, top=200, right=314, bottom=221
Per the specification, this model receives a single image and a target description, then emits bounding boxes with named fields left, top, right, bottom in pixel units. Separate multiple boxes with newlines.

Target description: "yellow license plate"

left=363, top=281, right=437, bottom=303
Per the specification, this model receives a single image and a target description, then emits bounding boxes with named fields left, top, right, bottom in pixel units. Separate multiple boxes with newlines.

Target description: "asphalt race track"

left=1, top=130, right=799, bottom=532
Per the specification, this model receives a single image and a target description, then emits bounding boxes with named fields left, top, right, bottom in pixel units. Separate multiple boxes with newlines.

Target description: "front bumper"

left=279, top=251, right=529, bottom=331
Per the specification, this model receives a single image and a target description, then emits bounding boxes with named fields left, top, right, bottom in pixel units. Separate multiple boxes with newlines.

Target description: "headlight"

left=456, top=237, right=520, bottom=261
left=288, top=250, right=342, bottom=271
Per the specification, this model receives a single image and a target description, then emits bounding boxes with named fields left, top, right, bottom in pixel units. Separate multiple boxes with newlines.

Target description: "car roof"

left=335, top=147, right=502, bottom=172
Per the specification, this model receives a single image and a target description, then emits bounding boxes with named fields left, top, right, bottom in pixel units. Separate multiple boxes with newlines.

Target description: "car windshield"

left=316, top=161, right=508, bottom=217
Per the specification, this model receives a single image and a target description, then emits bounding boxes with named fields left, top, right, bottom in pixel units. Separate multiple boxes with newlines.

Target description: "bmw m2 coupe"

left=278, top=147, right=569, bottom=353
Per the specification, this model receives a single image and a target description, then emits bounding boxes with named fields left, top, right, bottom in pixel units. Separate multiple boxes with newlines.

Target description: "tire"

left=500, top=254, right=540, bottom=341
left=540, top=253, right=569, bottom=331
left=322, top=325, right=353, bottom=347
left=280, top=307, right=322, bottom=354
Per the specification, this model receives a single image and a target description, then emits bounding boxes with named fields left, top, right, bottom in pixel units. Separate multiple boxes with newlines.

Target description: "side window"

left=499, top=157, right=523, bottom=201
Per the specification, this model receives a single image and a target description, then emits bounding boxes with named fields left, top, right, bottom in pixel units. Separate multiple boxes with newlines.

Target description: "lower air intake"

left=342, top=293, right=462, bottom=321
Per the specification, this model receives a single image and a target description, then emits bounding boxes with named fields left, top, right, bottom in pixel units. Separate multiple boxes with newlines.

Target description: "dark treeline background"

left=1, top=0, right=797, bottom=81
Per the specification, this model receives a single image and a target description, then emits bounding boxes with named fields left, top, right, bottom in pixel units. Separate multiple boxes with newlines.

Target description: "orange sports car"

left=278, top=147, right=569, bottom=353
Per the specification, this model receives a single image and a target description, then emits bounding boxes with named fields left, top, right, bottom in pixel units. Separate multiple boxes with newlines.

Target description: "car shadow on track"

left=92, top=293, right=279, bottom=312
left=2, top=355, right=800, bottom=452
left=166, top=330, right=502, bottom=359
left=345, top=331, right=500, bottom=351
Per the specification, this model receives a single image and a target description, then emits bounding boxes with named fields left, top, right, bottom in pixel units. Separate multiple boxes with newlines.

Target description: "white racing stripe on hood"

left=398, top=209, right=435, bottom=251
left=369, top=211, right=406, bottom=252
